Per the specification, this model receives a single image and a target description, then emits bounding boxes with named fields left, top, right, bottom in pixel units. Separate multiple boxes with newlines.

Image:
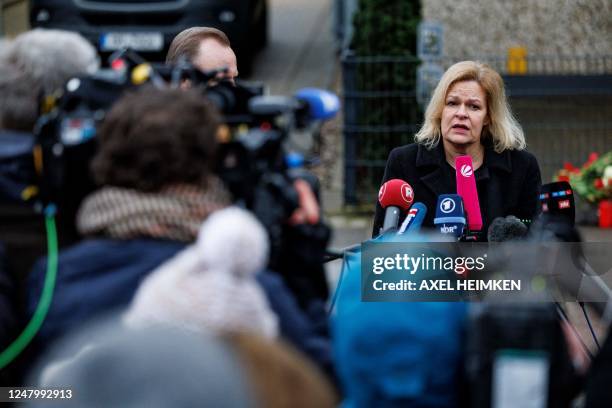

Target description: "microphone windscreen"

left=487, top=215, right=528, bottom=242
left=294, top=88, right=340, bottom=120
left=455, top=156, right=483, bottom=231
left=378, top=179, right=414, bottom=211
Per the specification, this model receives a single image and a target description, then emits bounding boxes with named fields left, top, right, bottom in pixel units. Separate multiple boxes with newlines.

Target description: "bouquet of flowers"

left=555, top=151, right=612, bottom=204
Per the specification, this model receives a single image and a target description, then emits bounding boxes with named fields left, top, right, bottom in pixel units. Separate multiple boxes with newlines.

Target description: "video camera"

left=29, top=50, right=339, bottom=270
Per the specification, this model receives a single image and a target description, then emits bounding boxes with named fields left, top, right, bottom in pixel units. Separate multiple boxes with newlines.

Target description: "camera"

left=28, top=50, right=339, bottom=268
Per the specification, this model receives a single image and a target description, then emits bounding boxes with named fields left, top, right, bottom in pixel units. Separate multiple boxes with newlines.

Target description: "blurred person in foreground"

left=0, top=29, right=99, bottom=382
left=29, top=319, right=336, bottom=408
left=26, top=87, right=335, bottom=384
left=372, top=61, right=541, bottom=239
left=124, top=206, right=280, bottom=338
left=29, top=322, right=254, bottom=408
left=331, top=239, right=468, bottom=407
left=167, top=26, right=331, bottom=310
left=26, top=87, right=230, bottom=363
left=0, top=28, right=99, bottom=281
left=123, top=201, right=335, bottom=382
left=225, top=332, right=337, bottom=408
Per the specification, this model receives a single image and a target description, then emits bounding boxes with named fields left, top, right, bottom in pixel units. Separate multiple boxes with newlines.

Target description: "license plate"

left=100, top=32, right=163, bottom=51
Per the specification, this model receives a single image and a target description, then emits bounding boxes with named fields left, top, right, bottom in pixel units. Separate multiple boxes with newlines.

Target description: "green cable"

left=0, top=210, right=58, bottom=370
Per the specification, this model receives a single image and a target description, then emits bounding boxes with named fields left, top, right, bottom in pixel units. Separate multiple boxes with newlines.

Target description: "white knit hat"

left=124, top=207, right=278, bottom=338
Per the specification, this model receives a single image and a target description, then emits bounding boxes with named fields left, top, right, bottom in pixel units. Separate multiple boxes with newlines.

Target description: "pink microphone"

left=455, top=155, right=483, bottom=231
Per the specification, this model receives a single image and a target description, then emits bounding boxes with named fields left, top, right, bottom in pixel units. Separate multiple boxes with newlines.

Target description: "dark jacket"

left=26, top=239, right=332, bottom=375
left=373, top=142, right=542, bottom=238
left=0, top=244, right=18, bottom=377
left=27, top=239, right=186, bottom=350
left=0, top=130, right=47, bottom=290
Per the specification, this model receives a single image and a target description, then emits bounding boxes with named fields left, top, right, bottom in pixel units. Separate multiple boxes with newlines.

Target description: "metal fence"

left=342, top=55, right=422, bottom=204
left=441, top=55, right=612, bottom=76
left=342, top=53, right=612, bottom=205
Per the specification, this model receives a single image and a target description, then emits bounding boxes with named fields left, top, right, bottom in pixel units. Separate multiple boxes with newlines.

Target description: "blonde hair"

left=414, top=61, right=525, bottom=152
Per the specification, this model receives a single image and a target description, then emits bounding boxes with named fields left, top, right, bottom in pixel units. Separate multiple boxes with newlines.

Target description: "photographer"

left=166, top=27, right=330, bottom=309
left=166, top=26, right=238, bottom=84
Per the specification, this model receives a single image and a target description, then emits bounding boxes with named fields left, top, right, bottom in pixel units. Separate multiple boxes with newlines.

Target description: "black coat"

left=372, top=142, right=542, bottom=239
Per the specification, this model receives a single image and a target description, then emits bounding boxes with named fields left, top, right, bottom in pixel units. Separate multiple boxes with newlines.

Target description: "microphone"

left=528, top=219, right=612, bottom=321
left=487, top=215, right=528, bottom=242
left=455, top=155, right=483, bottom=232
left=433, top=194, right=466, bottom=238
left=398, top=202, right=427, bottom=234
left=378, top=179, right=414, bottom=234
left=539, top=181, right=575, bottom=226
left=294, top=88, right=340, bottom=120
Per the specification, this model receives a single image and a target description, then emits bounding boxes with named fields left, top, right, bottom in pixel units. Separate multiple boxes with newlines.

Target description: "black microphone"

left=529, top=217, right=612, bottom=320
left=539, top=181, right=575, bottom=226
left=487, top=216, right=529, bottom=242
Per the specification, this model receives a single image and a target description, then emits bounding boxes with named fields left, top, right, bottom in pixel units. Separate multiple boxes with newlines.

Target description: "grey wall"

left=423, top=0, right=611, bottom=67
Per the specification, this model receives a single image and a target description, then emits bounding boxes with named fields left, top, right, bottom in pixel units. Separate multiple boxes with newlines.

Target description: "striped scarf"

left=76, top=178, right=231, bottom=242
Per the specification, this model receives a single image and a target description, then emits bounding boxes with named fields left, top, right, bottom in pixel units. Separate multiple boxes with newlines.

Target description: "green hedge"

left=344, top=0, right=422, bottom=203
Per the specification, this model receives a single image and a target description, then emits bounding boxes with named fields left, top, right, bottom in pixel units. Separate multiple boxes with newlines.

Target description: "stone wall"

left=1, top=0, right=30, bottom=37
left=422, top=0, right=611, bottom=59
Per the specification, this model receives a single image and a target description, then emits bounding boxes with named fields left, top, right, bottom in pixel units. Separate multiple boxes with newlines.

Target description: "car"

left=30, top=0, right=267, bottom=75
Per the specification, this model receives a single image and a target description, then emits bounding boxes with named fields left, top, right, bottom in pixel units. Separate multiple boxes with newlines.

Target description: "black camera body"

left=31, top=57, right=327, bottom=269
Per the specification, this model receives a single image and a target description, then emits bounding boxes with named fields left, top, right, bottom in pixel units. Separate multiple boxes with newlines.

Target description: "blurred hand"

left=561, top=320, right=591, bottom=375
left=288, top=179, right=320, bottom=226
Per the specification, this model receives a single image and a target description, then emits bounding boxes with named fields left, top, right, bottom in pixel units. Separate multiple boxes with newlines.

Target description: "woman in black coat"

left=373, top=61, right=541, bottom=239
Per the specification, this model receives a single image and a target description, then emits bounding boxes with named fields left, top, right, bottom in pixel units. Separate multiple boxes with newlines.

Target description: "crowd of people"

left=0, top=26, right=610, bottom=407
left=0, top=27, right=337, bottom=406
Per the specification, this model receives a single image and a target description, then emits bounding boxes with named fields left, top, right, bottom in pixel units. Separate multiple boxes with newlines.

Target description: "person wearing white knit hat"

left=124, top=206, right=278, bottom=338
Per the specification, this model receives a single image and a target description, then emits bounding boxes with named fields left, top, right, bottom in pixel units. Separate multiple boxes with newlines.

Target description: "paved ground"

left=249, top=0, right=338, bottom=94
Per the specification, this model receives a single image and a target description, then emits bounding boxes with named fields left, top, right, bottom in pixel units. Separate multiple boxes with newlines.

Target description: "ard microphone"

left=433, top=194, right=466, bottom=238
left=378, top=179, right=414, bottom=234
left=455, top=155, right=483, bottom=231
left=398, top=202, right=427, bottom=234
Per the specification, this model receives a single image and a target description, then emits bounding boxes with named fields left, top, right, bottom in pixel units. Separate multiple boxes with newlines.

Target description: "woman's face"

left=440, top=80, right=488, bottom=147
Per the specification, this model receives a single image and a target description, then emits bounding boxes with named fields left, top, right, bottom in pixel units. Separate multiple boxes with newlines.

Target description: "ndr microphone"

left=434, top=194, right=466, bottom=238
left=455, top=155, right=483, bottom=232
left=378, top=179, right=414, bottom=234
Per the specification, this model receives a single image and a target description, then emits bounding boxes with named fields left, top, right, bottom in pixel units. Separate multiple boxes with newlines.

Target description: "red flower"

left=587, top=152, right=599, bottom=165
left=564, top=162, right=577, bottom=172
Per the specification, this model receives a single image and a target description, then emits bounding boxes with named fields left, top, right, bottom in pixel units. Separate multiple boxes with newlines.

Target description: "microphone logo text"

left=401, top=184, right=414, bottom=204
left=440, top=225, right=458, bottom=234
left=378, top=184, right=386, bottom=201
left=460, top=164, right=473, bottom=177
left=440, top=198, right=455, bottom=213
